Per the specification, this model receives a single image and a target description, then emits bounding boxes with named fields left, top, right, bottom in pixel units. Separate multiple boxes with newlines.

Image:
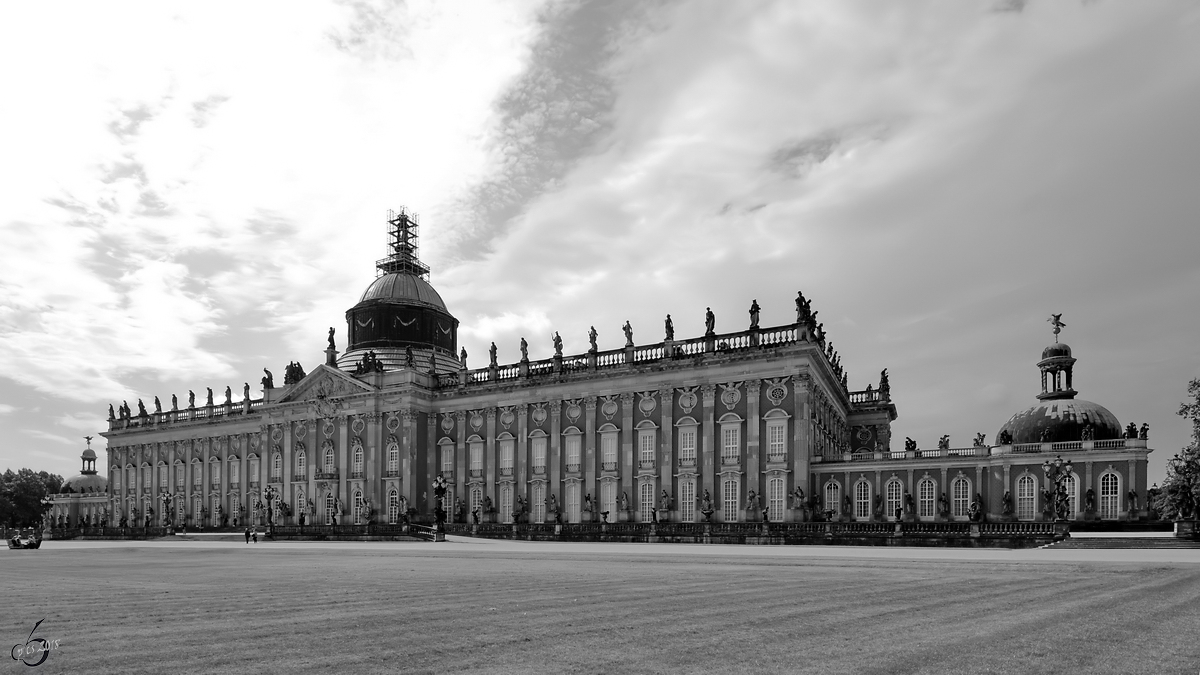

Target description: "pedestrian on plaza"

left=252, top=527, right=258, bottom=544
left=244, top=527, right=251, bottom=544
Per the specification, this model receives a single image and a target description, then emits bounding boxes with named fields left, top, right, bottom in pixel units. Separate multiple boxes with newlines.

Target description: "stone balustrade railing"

left=816, top=438, right=1149, bottom=464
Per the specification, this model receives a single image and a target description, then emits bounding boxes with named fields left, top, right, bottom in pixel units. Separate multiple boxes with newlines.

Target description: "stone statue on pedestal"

left=664, top=314, right=674, bottom=341
left=749, top=299, right=760, bottom=329
left=622, top=321, right=633, bottom=346
left=704, top=308, right=715, bottom=335
left=553, top=332, right=563, bottom=357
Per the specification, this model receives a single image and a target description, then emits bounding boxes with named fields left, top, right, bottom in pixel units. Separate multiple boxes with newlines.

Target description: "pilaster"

left=620, top=392, right=635, bottom=509
left=701, top=384, right=716, bottom=503
left=485, top=408, right=497, bottom=505
left=746, top=379, right=761, bottom=498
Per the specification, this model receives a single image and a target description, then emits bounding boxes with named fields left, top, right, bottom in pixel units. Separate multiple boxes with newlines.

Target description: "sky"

left=1, top=0, right=1198, bottom=485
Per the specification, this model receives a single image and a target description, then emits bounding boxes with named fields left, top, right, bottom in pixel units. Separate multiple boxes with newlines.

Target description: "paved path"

left=36, top=536, right=1200, bottom=564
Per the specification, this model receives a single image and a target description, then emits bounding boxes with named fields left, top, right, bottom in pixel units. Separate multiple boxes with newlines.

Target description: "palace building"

left=99, top=209, right=1151, bottom=531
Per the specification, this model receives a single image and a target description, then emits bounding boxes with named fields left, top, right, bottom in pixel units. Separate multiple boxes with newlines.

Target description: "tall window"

left=211, top=496, right=220, bottom=526
left=193, top=495, right=201, bottom=523
left=1063, top=473, right=1077, bottom=520
left=229, top=460, right=240, bottom=486
left=679, top=479, right=695, bottom=522
left=766, top=420, right=787, bottom=462
left=566, top=433, right=582, bottom=470
left=886, top=479, right=903, bottom=519
left=158, top=465, right=167, bottom=488
left=918, top=478, right=936, bottom=518
left=143, top=465, right=151, bottom=487
left=469, top=441, right=483, bottom=474
left=114, top=470, right=121, bottom=490
left=531, top=436, right=546, bottom=474
left=500, top=485, right=513, bottom=524
left=470, top=487, right=482, bottom=517
left=175, top=464, right=184, bottom=489
left=532, top=484, right=546, bottom=523
left=295, top=489, right=306, bottom=523
left=499, top=439, right=514, bottom=475
left=678, top=427, right=697, bottom=467
left=249, top=457, right=260, bottom=483
left=271, top=453, right=282, bottom=481
left=352, top=445, right=364, bottom=477
left=440, top=442, right=454, bottom=475
left=721, top=425, right=740, bottom=464
left=566, top=483, right=579, bottom=524
left=1100, top=473, right=1120, bottom=519
left=1017, top=475, right=1036, bottom=521
left=599, top=432, right=616, bottom=469
left=353, top=490, right=364, bottom=525
left=952, top=477, right=971, bottom=518
left=388, top=489, right=399, bottom=524
left=638, top=430, right=655, bottom=468
left=825, top=481, right=841, bottom=516
left=295, top=451, right=307, bottom=479
left=325, top=493, right=335, bottom=525
left=387, top=443, right=400, bottom=474
left=722, top=479, right=739, bottom=521
left=854, top=480, right=871, bottom=520
left=768, top=477, right=785, bottom=522
left=323, top=447, right=335, bottom=474
left=207, top=460, right=218, bottom=485
left=639, top=482, right=654, bottom=521
left=600, top=481, right=616, bottom=520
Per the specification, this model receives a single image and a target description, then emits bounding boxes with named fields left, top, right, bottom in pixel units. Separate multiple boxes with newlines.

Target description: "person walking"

left=252, top=527, right=258, bottom=544
left=244, top=527, right=250, bottom=544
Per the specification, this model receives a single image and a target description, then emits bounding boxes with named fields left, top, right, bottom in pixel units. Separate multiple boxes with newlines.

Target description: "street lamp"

left=262, top=486, right=278, bottom=537
left=1041, top=455, right=1073, bottom=522
left=432, top=473, right=448, bottom=531
left=39, top=496, right=54, bottom=532
left=160, top=492, right=174, bottom=530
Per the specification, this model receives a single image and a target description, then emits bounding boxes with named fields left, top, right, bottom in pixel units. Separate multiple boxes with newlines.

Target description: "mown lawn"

left=2, top=541, right=1198, bottom=674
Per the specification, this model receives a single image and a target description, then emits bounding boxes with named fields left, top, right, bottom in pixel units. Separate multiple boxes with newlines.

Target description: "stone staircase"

left=1047, top=536, right=1200, bottom=549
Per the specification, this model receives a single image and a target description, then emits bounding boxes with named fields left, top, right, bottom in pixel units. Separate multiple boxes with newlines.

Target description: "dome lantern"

left=1037, top=313, right=1076, bottom=401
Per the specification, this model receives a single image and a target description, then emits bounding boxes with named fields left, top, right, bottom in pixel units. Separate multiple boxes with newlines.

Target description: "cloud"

left=0, top=404, right=15, bottom=414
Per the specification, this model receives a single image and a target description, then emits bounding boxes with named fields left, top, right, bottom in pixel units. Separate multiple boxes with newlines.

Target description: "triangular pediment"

left=277, top=365, right=375, bottom=405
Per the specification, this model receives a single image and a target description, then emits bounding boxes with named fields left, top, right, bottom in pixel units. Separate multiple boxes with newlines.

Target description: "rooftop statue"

left=489, top=342, right=498, bottom=368
left=520, top=337, right=528, bottom=361
left=405, top=346, right=414, bottom=367
left=552, top=331, right=563, bottom=357
left=879, top=368, right=890, bottom=399
left=154, top=396, right=162, bottom=414
left=622, top=321, right=633, bottom=346
left=588, top=326, right=598, bottom=353
left=243, top=382, right=250, bottom=400
left=327, top=326, right=336, bottom=351
left=1048, top=313, right=1065, bottom=340
left=938, top=435, right=950, bottom=450
left=262, top=368, right=274, bottom=389
left=188, top=390, right=195, bottom=408
left=137, top=399, right=147, bottom=417
left=459, top=347, right=468, bottom=368
left=749, top=299, right=760, bottom=329
left=108, top=404, right=115, bottom=420
left=171, top=393, right=178, bottom=411
left=224, top=386, right=232, bottom=405
left=206, top=388, right=214, bottom=407
left=974, top=432, right=986, bottom=447
left=705, top=307, right=715, bottom=335
left=664, top=314, right=674, bottom=341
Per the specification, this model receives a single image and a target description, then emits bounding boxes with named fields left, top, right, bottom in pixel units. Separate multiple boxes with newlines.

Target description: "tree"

left=0, top=469, right=64, bottom=528
left=1155, top=378, right=1200, bottom=520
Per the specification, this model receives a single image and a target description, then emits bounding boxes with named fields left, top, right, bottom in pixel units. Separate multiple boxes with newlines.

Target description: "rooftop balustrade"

left=819, top=438, right=1149, bottom=465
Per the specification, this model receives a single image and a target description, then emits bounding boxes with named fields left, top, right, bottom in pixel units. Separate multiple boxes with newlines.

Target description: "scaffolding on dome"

left=375, top=207, right=431, bottom=279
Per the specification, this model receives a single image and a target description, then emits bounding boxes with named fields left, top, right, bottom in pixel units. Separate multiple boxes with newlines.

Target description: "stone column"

left=620, top=392, right=635, bottom=511
left=392, top=411, right=410, bottom=514
left=516, top=404, right=529, bottom=504
left=454, top=411, right=467, bottom=515
left=425, top=413, right=437, bottom=508
left=582, top=399, right=595, bottom=502
left=746, top=379, right=762, bottom=500
left=793, top=374, right=810, bottom=500
left=337, top=417, right=349, bottom=506
left=659, top=388, right=674, bottom=518
left=485, top=408, right=497, bottom=512
left=701, top=384, right=716, bottom=504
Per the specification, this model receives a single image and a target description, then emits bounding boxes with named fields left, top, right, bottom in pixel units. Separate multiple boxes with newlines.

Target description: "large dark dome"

left=61, top=473, right=107, bottom=494
left=997, top=398, right=1121, bottom=444
left=359, top=272, right=447, bottom=311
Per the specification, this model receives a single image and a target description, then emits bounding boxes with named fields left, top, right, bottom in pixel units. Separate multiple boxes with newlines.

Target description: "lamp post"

left=39, top=496, right=53, bottom=533
left=160, top=492, right=174, bottom=532
left=1041, top=455, right=1073, bottom=522
left=262, top=486, right=278, bottom=537
left=433, top=473, right=448, bottom=532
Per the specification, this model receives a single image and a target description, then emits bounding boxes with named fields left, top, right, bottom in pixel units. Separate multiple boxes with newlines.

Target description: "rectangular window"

left=441, top=445, right=454, bottom=474
left=768, top=478, right=785, bottom=522
left=531, top=437, right=546, bottom=474
left=601, top=481, right=616, bottom=519
left=678, top=428, right=697, bottom=467
left=638, top=430, right=655, bottom=468
left=721, top=426, right=740, bottom=465
left=640, top=482, right=655, bottom=522
left=272, top=454, right=282, bottom=481
left=499, top=439, right=514, bottom=475
left=470, top=487, right=482, bottom=517
left=175, top=467, right=184, bottom=490
left=249, top=458, right=260, bottom=483
left=722, top=479, right=739, bottom=521
left=567, top=483, right=579, bottom=524
left=469, top=442, right=483, bottom=473
left=919, top=479, right=935, bottom=518
left=158, top=465, right=167, bottom=488
left=500, top=485, right=513, bottom=524
left=1100, top=473, right=1120, bottom=520
left=885, top=480, right=902, bottom=519
left=679, top=479, right=695, bottom=522
left=566, top=435, right=582, bottom=470
left=766, top=421, right=787, bottom=462
left=230, top=462, right=239, bottom=486
left=192, top=464, right=201, bottom=487
left=532, top=484, right=546, bottom=523
left=600, top=433, right=616, bottom=469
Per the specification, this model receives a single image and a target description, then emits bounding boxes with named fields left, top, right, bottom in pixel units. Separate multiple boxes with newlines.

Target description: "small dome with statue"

left=996, top=315, right=1122, bottom=444
left=61, top=438, right=108, bottom=494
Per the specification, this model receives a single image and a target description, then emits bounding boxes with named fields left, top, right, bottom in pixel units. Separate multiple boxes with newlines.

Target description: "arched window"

left=854, top=480, right=871, bottom=520
left=722, top=478, right=739, bottom=522
left=295, top=488, right=306, bottom=523
left=470, top=487, right=483, bottom=518
left=677, top=420, right=698, bottom=468
left=388, top=489, right=399, bottom=524
left=885, top=479, right=903, bottom=520
left=229, top=459, right=240, bottom=486
left=469, top=438, right=484, bottom=476
left=679, top=479, right=695, bottom=522
left=438, top=439, right=455, bottom=475
left=824, top=480, right=841, bottom=516
left=499, top=435, right=515, bottom=476
left=768, top=477, right=785, bottom=522
left=1100, top=472, right=1120, bottom=519
left=567, top=428, right=585, bottom=472
left=387, top=442, right=400, bottom=474
left=918, top=478, right=936, bottom=518
left=951, top=477, right=971, bottom=518
left=532, top=483, right=547, bottom=523
left=1017, top=475, right=1037, bottom=521
left=211, top=496, right=220, bottom=526
left=325, top=493, right=335, bottom=525
left=192, top=495, right=202, bottom=524
left=271, top=453, right=282, bottom=481
left=566, top=483, right=579, bottom=524
left=529, top=433, right=547, bottom=474
left=600, top=480, right=616, bottom=520
left=500, top=484, right=513, bottom=524
left=639, top=481, right=654, bottom=522
left=174, top=462, right=184, bottom=489
left=1063, top=473, right=1078, bottom=520
left=353, top=490, right=364, bottom=525
left=323, top=445, right=335, bottom=475
left=158, top=464, right=168, bottom=488
left=295, top=450, right=307, bottom=480
left=352, top=443, right=364, bottom=477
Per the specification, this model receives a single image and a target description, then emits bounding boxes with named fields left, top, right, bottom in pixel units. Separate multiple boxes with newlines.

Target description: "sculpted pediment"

left=277, top=366, right=375, bottom=414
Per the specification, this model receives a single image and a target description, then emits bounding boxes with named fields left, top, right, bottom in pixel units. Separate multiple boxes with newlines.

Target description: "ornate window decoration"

left=719, top=382, right=741, bottom=411
left=469, top=411, right=484, bottom=432
left=351, top=417, right=366, bottom=434
left=637, top=392, right=657, bottom=417
left=565, top=399, right=582, bottom=424
left=499, top=406, right=515, bottom=430
left=600, top=395, right=618, bottom=421
left=439, top=413, right=453, bottom=433
left=677, top=387, right=698, bottom=415
left=764, top=377, right=789, bottom=409
left=295, top=422, right=307, bottom=440
left=531, top=402, right=547, bottom=427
